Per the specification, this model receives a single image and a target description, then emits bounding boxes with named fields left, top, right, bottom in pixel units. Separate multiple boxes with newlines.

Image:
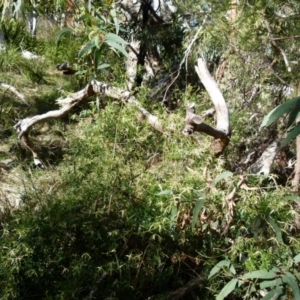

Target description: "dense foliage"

left=0, top=0, right=300, bottom=299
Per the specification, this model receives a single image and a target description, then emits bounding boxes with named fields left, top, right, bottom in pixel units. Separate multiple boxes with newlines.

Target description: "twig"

left=265, top=21, right=291, bottom=72
left=162, top=14, right=208, bottom=101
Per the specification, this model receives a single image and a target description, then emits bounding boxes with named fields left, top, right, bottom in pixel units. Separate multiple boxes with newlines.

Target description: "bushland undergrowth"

left=0, top=13, right=299, bottom=300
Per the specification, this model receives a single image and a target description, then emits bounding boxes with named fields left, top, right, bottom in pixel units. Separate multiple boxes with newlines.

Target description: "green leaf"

left=281, top=122, right=300, bottom=148
left=261, top=96, right=300, bottom=128
left=261, top=287, right=284, bottom=300
left=282, top=272, right=300, bottom=299
left=78, top=40, right=96, bottom=59
left=157, top=190, right=173, bottom=196
left=260, top=278, right=283, bottom=289
left=214, top=171, right=233, bottom=186
left=208, top=260, right=231, bottom=279
left=287, top=110, right=300, bottom=129
left=267, top=217, right=283, bottom=243
left=56, top=27, right=74, bottom=41
left=105, top=40, right=128, bottom=57
left=105, top=33, right=129, bottom=45
left=229, top=264, right=236, bottom=275
left=293, top=254, right=300, bottom=264
left=191, top=199, right=204, bottom=228
left=216, top=279, right=241, bottom=300
left=94, top=48, right=101, bottom=73
left=111, top=8, right=119, bottom=34
left=170, top=206, right=178, bottom=221
left=94, top=35, right=100, bottom=49
left=75, top=70, right=87, bottom=75
left=98, top=63, right=110, bottom=70
left=286, top=196, right=300, bottom=201
left=243, top=270, right=276, bottom=280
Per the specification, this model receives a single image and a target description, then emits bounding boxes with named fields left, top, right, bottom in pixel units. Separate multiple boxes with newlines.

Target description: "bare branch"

left=162, top=15, right=208, bottom=101
left=183, top=103, right=225, bottom=138
left=265, top=21, right=291, bottom=72
left=167, top=277, right=202, bottom=300
left=194, top=58, right=230, bottom=135
left=182, top=58, right=230, bottom=156
left=14, top=80, right=163, bottom=166
left=270, top=35, right=300, bottom=41
left=248, top=140, right=280, bottom=175
left=0, top=82, right=29, bottom=106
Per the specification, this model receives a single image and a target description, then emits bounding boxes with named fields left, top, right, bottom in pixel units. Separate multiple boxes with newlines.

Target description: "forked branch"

left=14, top=80, right=163, bottom=166
left=183, top=58, right=230, bottom=155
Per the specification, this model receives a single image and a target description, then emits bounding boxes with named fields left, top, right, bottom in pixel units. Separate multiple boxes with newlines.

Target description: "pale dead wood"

left=14, top=80, right=163, bottom=166
left=0, top=81, right=29, bottom=106
left=247, top=140, right=280, bottom=175
left=194, top=58, right=230, bottom=135
left=183, top=58, right=230, bottom=155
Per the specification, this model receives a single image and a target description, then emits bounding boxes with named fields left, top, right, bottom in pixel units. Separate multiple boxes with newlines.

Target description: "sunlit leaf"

left=105, top=33, right=129, bottom=45
left=75, top=70, right=87, bottom=75
left=293, top=254, right=300, bottom=264
left=261, top=287, right=283, bottom=300
left=78, top=40, right=96, bottom=59
left=208, top=260, right=231, bottom=279
left=243, top=270, right=276, bottom=279
left=111, top=8, right=119, bottom=34
left=286, top=196, right=300, bottom=201
left=282, top=272, right=300, bottom=299
left=105, top=40, right=128, bottom=57
left=157, top=190, right=173, bottom=196
left=56, top=27, right=74, bottom=41
left=229, top=264, right=236, bottom=275
left=216, top=279, right=242, bottom=300
left=260, top=278, right=283, bottom=289
left=261, top=96, right=300, bottom=128
left=267, top=217, right=283, bottom=243
left=94, top=35, right=100, bottom=48
left=214, top=171, right=233, bottom=186
left=98, top=63, right=110, bottom=70
left=191, top=199, right=204, bottom=228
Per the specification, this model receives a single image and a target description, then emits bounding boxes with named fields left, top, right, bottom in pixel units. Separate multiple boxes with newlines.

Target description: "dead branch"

left=248, top=140, right=280, bottom=175
left=0, top=81, right=29, bottom=106
left=194, top=58, right=230, bottom=135
left=222, top=176, right=244, bottom=235
left=56, top=62, right=77, bottom=75
left=184, top=58, right=230, bottom=155
left=14, top=80, right=163, bottom=166
left=167, top=277, right=202, bottom=300
left=183, top=103, right=226, bottom=139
